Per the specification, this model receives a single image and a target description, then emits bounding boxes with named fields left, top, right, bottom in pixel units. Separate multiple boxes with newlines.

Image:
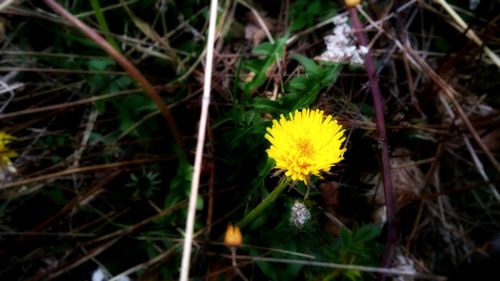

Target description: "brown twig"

left=42, top=0, right=184, bottom=149
left=0, top=89, right=139, bottom=120
left=0, top=159, right=157, bottom=190
left=347, top=7, right=397, bottom=277
left=355, top=4, right=500, bottom=172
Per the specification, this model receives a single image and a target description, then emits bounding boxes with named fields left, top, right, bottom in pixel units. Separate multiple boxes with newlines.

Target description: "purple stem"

left=348, top=7, right=397, bottom=278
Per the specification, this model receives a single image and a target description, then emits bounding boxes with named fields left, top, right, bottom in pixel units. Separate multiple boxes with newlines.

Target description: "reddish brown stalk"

left=348, top=7, right=397, bottom=276
left=42, top=0, right=183, bottom=149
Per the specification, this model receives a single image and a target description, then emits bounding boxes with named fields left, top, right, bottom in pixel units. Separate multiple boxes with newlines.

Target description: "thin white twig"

left=0, top=0, right=17, bottom=11
left=225, top=255, right=446, bottom=280
left=463, top=136, right=500, bottom=201
left=179, top=0, right=218, bottom=280
left=0, top=82, right=22, bottom=95
left=0, top=80, right=22, bottom=113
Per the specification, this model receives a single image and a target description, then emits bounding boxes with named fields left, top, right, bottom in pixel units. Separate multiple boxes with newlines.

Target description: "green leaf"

left=289, top=0, right=338, bottom=32
left=196, top=195, right=204, bottom=210
left=90, top=0, right=119, bottom=50
left=241, top=36, right=287, bottom=93
left=44, top=189, right=66, bottom=205
left=164, top=150, right=193, bottom=210
left=282, top=59, right=342, bottom=111
left=344, top=269, right=362, bottom=281
left=107, top=76, right=133, bottom=93
left=288, top=77, right=309, bottom=90
left=253, top=42, right=275, bottom=55
left=340, top=227, right=353, bottom=248
left=292, top=53, right=320, bottom=75
left=249, top=97, right=284, bottom=113
left=354, top=224, right=381, bottom=242
left=88, top=58, right=114, bottom=70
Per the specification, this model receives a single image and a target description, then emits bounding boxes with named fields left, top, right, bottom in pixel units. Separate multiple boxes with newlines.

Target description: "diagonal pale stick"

left=179, top=0, right=219, bottom=280
left=42, top=0, right=183, bottom=149
left=433, top=0, right=500, bottom=68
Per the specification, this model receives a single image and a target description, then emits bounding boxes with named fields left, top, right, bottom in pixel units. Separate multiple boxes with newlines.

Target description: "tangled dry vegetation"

left=0, top=0, right=499, bottom=280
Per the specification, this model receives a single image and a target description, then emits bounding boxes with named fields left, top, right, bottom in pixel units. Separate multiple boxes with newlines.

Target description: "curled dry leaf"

left=320, top=181, right=351, bottom=236
left=244, top=11, right=277, bottom=47
left=482, top=127, right=500, bottom=152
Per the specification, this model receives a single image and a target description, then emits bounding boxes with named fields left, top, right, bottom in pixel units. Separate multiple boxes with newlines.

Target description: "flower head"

left=0, top=131, right=16, bottom=166
left=345, top=0, right=362, bottom=8
left=265, top=108, right=346, bottom=183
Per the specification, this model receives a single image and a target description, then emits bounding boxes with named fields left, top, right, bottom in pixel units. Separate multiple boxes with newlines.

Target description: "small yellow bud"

left=0, top=131, right=17, bottom=165
left=345, top=0, right=362, bottom=8
left=224, top=224, right=242, bottom=247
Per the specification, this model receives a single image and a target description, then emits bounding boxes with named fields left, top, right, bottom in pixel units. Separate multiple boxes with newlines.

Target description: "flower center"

left=297, top=138, right=314, bottom=158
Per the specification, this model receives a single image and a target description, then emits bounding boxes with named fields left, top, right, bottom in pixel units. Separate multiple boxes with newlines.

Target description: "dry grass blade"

left=433, top=0, right=500, bottom=67
left=220, top=254, right=447, bottom=280
left=180, top=0, right=219, bottom=279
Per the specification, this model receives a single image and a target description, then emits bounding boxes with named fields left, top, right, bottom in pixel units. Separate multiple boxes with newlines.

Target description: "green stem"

left=237, top=178, right=290, bottom=229
left=90, top=0, right=119, bottom=50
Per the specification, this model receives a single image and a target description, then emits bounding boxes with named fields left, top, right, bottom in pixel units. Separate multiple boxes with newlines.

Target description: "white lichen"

left=316, top=15, right=369, bottom=65
left=290, top=201, right=311, bottom=228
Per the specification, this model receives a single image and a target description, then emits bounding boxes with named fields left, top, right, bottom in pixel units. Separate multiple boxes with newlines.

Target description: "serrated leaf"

left=344, top=269, right=362, bottom=281
left=354, top=224, right=381, bottom=242
left=340, top=227, right=353, bottom=248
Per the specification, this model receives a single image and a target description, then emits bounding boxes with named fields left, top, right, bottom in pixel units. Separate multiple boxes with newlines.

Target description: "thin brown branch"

left=406, top=46, right=500, bottom=172
left=0, top=89, right=138, bottom=120
left=0, top=159, right=158, bottom=190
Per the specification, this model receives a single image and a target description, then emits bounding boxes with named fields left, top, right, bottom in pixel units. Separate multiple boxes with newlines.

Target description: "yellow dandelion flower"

left=265, top=108, right=346, bottom=183
left=345, top=0, right=362, bottom=8
left=0, top=131, right=17, bottom=165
